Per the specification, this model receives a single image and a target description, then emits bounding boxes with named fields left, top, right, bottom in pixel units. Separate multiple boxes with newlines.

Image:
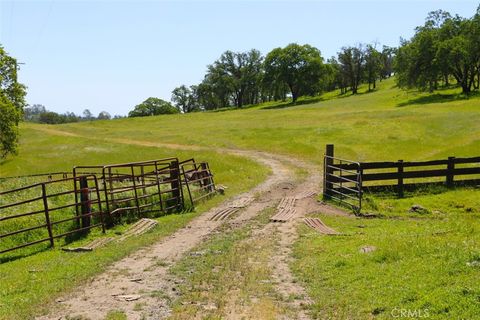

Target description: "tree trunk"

left=352, top=85, right=357, bottom=94
left=476, top=67, right=480, bottom=89
left=461, top=82, right=471, bottom=94
left=291, top=91, right=298, bottom=103
left=288, top=83, right=298, bottom=103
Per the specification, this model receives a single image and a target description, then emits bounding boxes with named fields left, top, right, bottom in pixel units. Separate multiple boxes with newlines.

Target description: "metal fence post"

left=102, top=167, right=114, bottom=227
left=79, top=176, right=91, bottom=229
left=182, top=165, right=194, bottom=208
left=324, top=144, right=334, bottom=199
left=92, top=176, right=106, bottom=233
left=131, top=165, right=141, bottom=216
left=169, top=160, right=182, bottom=210
left=41, top=184, right=55, bottom=248
left=200, top=163, right=213, bottom=192
left=154, top=162, right=164, bottom=212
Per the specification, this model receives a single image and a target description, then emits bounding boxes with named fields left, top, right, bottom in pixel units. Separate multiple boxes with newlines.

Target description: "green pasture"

left=293, top=203, right=480, bottom=319
left=0, top=77, right=479, bottom=319
left=18, top=78, right=479, bottom=164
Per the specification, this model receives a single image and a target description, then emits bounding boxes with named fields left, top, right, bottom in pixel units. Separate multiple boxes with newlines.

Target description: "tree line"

left=168, top=43, right=394, bottom=113
left=23, top=104, right=122, bottom=124
left=165, top=7, right=480, bottom=113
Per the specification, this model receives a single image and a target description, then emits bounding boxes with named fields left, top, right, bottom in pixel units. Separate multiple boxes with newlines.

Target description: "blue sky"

left=1, top=0, right=478, bottom=116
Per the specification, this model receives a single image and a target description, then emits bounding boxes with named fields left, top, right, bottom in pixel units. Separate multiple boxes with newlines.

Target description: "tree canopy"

left=171, top=85, right=199, bottom=113
left=0, top=46, right=26, bottom=158
left=396, top=8, right=480, bottom=93
left=128, top=97, right=179, bottom=117
left=264, top=44, right=324, bottom=102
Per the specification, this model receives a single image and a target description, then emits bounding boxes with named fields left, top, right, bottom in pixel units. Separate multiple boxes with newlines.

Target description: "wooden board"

left=210, top=207, right=239, bottom=221
left=303, top=217, right=340, bottom=235
left=270, top=197, right=297, bottom=222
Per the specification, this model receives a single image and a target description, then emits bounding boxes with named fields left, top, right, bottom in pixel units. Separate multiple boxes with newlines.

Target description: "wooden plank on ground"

left=210, top=207, right=239, bottom=221
left=62, top=237, right=114, bottom=252
left=118, top=218, right=158, bottom=241
left=270, top=197, right=297, bottom=222
left=303, top=217, right=339, bottom=235
left=294, top=190, right=317, bottom=200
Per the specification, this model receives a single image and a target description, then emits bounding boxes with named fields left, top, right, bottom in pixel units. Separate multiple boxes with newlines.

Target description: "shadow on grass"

left=334, top=89, right=378, bottom=99
left=397, top=91, right=480, bottom=107
left=0, top=244, right=52, bottom=264
left=260, top=97, right=325, bottom=110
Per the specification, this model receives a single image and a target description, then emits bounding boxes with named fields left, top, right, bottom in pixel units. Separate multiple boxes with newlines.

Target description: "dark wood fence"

left=323, top=144, right=480, bottom=212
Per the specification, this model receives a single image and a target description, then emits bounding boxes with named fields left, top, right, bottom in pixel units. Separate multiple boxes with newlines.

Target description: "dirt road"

left=33, top=128, right=342, bottom=319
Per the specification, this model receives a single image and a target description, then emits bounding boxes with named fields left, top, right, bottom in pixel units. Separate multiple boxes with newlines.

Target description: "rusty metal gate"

left=0, top=175, right=105, bottom=254
left=180, top=159, right=216, bottom=207
left=73, top=158, right=184, bottom=225
left=1, top=157, right=215, bottom=256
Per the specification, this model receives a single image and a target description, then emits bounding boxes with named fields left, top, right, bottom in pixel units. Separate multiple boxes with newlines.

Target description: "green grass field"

left=1, top=77, right=479, bottom=319
left=293, top=207, right=480, bottom=319
left=5, top=78, right=476, bottom=166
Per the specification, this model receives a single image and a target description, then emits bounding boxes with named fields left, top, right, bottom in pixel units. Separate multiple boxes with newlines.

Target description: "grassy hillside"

left=2, top=78, right=478, bottom=178
left=1, top=77, right=479, bottom=319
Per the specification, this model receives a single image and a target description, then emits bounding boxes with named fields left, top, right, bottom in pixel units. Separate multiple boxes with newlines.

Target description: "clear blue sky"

left=1, top=0, right=478, bottom=116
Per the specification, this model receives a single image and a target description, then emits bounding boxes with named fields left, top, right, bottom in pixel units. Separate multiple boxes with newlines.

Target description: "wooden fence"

left=323, top=144, right=480, bottom=211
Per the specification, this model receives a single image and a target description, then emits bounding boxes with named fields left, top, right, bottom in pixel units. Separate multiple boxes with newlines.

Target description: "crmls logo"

left=391, top=308, right=430, bottom=318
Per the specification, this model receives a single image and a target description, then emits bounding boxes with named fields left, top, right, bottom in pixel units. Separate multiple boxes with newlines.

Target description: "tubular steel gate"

left=74, top=158, right=185, bottom=226
left=324, top=150, right=363, bottom=213
left=0, top=175, right=104, bottom=254
left=1, top=157, right=216, bottom=256
left=180, top=159, right=216, bottom=207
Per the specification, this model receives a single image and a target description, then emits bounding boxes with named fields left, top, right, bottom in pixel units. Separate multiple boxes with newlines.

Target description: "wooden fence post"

left=79, top=176, right=91, bottom=229
left=397, top=160, right=404, bottom=198
left=140, top=165, right=147, bottom=196
left=41, top=184, right=55, bottom=247
left=447, top=157, right=455, bottom=187
left=324, top=144, right=334, bottom=199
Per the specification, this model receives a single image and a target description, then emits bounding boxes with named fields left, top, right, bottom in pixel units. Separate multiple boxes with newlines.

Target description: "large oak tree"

left=264, top=43, right=324, bottom=103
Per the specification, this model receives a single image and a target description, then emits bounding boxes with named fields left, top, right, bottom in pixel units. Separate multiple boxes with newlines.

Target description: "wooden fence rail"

left=323, top=144, right=480, bottom=211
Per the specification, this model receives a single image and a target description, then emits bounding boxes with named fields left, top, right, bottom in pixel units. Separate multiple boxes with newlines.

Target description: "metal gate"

left=323, top=145, right=362, bottom=213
